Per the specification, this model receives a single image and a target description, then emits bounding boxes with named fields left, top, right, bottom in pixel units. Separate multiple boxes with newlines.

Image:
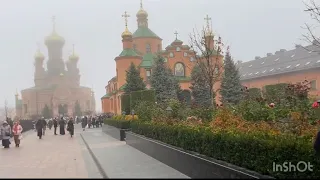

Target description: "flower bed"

left=130, top=119, right=320, bottom=179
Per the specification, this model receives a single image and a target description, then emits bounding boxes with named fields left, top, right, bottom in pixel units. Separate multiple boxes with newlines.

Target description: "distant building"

left=15, top=18, right=95, bottom=118
left=101, top=2, right=222, bottom=114
left=239, top=41, right=320, bottom=97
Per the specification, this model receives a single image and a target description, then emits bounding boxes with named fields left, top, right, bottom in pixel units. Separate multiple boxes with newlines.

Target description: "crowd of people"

left=0, top=115, right=105, bottom=149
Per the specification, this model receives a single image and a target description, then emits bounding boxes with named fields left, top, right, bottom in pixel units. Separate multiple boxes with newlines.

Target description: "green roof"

left=139, top=53, right=156, bottom=68
left=101, top=93, right=112, bottom=99
left=133, top=27, right=160, bottom=39
left=175, top=76, right=191, bottom=82
left=118, top=49, right=140, bottom=57
left=119, top=84, right=126, bottom=91
left=172, top=39, right=183, bottom=44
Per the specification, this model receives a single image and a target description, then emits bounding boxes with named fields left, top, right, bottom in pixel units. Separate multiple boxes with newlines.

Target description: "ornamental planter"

left=125, top=131, right=273, bottom=179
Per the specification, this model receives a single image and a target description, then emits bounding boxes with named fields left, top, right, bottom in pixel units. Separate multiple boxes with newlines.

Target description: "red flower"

left=269, top=103, right=275, bottom=108
left=312, top=101, right=319, bottom=108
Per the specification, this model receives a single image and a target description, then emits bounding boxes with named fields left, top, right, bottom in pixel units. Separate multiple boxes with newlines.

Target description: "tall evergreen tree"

left=220, top=50, right=243, bottom=105
left=150, top=56, right=177, bottom=103
left=124, top=62, right=146, bottom=94
left=42, top=104, right=52, bottom=119
left=74, top=100, right=82, bottom=116
left=190, top=63, right=213, bottom=107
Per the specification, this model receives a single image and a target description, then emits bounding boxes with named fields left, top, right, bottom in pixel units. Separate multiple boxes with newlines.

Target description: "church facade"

left=15, top=20, right=96, bottom=119
left=101, top=2, right=221, bottom=114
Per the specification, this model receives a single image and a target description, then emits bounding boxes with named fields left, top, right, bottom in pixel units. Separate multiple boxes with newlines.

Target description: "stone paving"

left=0, top=126, right=100, bottom=178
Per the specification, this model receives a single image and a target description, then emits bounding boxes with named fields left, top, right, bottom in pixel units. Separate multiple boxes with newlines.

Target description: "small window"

left=133, top=44, right=137, bottom=50
left=249, top=73, right=253, bottom=75
left=291, top=54, right=295, bottom=58
left=184, top=52, right=188, bottom=57
left=190, top=57, right=195, bottom=62
left=261, top=62, right=265, bottom=64
left=146, top=70, right=151, bottom=77
left=249, top=64, right=252, bottom=67
left=277, top=68, right=281, bottom=70
left=270, top=68, right=274, bottom=72
left=317, top=60, right=320, bottom=63
left=311, top=80, right=317, bottom=90
left=146, top=44, right=151, bottom=53
left=309, top=50, right=313, bottom=53
left=243, top=74, right=247, bottom=77
left=286, top=65, right=291, bottom=68
left=296, top=64, right=300, bottom=67
left=255, top=72, right=259, bottom=75
left=176, top=47, right=181, bottom=52
left=274, top=58, right=279, bottom=61
left=169, top=52, right=174, bottom=58
left=164, top=58, right=168, bottom=62
left=305, top=62, right=310, bottom=65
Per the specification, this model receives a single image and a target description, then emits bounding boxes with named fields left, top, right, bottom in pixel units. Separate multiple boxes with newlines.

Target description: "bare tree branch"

left=302, top=0, right=320, bottom=51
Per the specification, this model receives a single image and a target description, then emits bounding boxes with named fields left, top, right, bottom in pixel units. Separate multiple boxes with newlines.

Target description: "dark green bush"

left=104, top=118, right=131, bottom=129
left=248, top=88, right=262, bottom=99
left=140, top=89, right=156, bottom=102
left=121, top=94, right=131, bottom=115
left=263, top=83, right=288, bottom=104
left=130, top=91, right=142, bottom=110
left=130, top=121, right=320, bottom=179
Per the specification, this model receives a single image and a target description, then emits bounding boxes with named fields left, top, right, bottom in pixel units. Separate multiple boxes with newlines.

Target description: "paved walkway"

left=0, top=125, right=189, bottom=178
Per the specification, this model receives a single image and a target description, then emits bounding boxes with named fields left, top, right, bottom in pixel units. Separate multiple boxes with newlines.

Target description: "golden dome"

left=137, top=9, right=148, bottom=17
left=69, top=53, right=79, bottom=61
left=121, top=27, right=132, bottom=38
left=34, top=50, right=45, bottom=60
left=45, top=31, right=65, bottom=46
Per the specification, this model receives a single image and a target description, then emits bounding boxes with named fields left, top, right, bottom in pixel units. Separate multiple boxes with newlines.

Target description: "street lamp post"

left=166, top=106, right=172, bottom=116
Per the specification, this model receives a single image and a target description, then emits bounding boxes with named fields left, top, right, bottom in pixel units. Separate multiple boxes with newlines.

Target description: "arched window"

left=146, top=44, right=151, bottom=53
left=174, top=63, right=185, bottom=77
left=133, top=44, right=137, bottom=50
left=176, top=47, right=181, bottom=52
left=169, top=52, right=174, bottom=58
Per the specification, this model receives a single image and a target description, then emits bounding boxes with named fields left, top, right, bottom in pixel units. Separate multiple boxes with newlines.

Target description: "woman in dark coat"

left=67, top=118, right=75, bottom=137
left=35, top=119, right=43, bottom=139
left=59, top=117, right=66, bottom=135
left=81, top=116, right=87, bottom=131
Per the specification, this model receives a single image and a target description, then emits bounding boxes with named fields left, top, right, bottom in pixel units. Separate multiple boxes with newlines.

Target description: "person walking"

left=42, top=118, right=47, bottom=136
left=67, top=118, right=75, bottom=138
left=81, top=116, right=87, bottom=131
left=59, top=117, right=66, bottom=135
left=48, top=119, right=53, bottom=130
left=53, top=118, right=58, bottom=135
left=12, top=121, right=23, bottom=147
left=35, top=119, right=43, bottom=139
left=0, top=121, right=11, bottom=148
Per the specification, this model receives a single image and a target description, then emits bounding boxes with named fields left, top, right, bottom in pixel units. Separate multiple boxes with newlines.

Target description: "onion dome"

left=69, top=44, right=79, bottom=62
left=136, top=0, right=148, bottom=17
left=121, top=27, right=132, bottom=38
left=205, top=29, right=214, bottom=37
left=45, top=17, right=65, bottom=46
left=34, top=50, right=45, bottom=61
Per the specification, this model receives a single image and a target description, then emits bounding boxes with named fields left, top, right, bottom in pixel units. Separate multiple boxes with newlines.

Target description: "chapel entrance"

left=58, top=104, right=68, bottom=116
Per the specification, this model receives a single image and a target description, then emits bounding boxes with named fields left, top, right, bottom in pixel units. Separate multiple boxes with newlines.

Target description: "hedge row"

left=103, top=118, right=131, bottom=129
left=129, top=121, right=320, bottom=179
left=121, top=89, right=156, bottom=115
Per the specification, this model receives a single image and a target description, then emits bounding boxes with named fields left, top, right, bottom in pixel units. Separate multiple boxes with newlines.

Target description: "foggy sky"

left=0, top=0, right=311, bottom=110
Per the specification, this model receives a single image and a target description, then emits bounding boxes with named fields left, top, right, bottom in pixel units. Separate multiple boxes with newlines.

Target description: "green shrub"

left=134, top=101, right=155, bottom=122
left=130, top=91, right=142, bottom=110
left=140, top=89, right=156, bottom=102
left=121, top=94, right=131, bottom=115
left=130, top=89, right=156, bottom=110
left=130, top=121, right=320, bottom=179
left=104, top=118, right=131, bottom=129
left=190, top=106, right=215, bottom=122
left=263, top=83, right=288, bottom=104
left=248, top=88, right=262, bottom=99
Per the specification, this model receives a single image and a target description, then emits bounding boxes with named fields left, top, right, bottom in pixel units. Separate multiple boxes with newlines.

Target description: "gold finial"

left=51, top=16, right=56, bottom=32
left=174, top=31, right=178, bottom=40
left=122, top=11, right=130, bottom=28
left=140, top=0, right=143, bottom=9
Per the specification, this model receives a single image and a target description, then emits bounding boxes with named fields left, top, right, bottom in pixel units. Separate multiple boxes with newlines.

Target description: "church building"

left=101, top=1, right=221, bottom=114
left=15, top=18, right=96, bottom=118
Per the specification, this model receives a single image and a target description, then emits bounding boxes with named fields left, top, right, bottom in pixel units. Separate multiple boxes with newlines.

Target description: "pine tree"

left=42, top=104, right=52, bottom=119
left=150, top=56, right=177, bottom=103
left=190, top=63, right=213, bottom=107
left=220, top=50, right=243, bottom=105
left=74, top=100, right=82, bottom=116
left=124, top=62, right=146, bottom=94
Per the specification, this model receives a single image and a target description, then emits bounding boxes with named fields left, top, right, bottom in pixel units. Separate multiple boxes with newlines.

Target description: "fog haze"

left=0, top=0, right=311, bottom=110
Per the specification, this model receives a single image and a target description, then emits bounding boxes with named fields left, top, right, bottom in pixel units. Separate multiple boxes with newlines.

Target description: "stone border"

left=125, top=131, right=274, bottom=179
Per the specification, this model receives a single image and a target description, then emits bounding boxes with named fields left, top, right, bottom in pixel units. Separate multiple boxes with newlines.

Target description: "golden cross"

left=174, top=31, right=178, bottom=40
left=52, top=16, right=56, bottom=31
left=140, top=0, right=143, bottom=9
left=122, top=11, right=130, bottom=27
left=204, top=14, right=211, bottom=29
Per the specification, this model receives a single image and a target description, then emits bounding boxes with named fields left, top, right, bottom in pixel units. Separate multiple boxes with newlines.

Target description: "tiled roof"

left=238, top=44, right=320, bottom=80
left=133, top=27, right=161, bottom=39
left=139, top=53, right=156, bottom=68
